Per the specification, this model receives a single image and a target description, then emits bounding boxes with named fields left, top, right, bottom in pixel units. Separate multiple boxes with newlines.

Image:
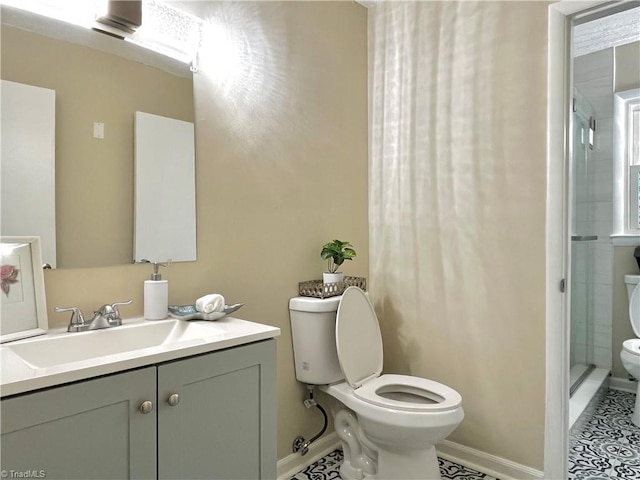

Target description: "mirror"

left=134, top=111, right=196, bottom=263
left=0, top=5, right=195, bottom=269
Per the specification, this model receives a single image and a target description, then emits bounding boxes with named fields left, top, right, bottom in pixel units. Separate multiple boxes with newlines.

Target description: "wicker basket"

left=298, top=276, right=367, bottom=298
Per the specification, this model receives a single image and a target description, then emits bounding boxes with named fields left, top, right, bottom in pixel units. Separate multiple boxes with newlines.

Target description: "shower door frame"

left=545, top=1, right=632, bottom=478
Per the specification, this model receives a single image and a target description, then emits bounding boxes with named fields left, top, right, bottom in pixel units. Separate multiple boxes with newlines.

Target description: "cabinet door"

left=1, top=367, right=157, bottom=480
left=158, top=339, right=276, bottom=480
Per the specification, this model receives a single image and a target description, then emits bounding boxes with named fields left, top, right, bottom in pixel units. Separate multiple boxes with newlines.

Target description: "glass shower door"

left=569, top=90, right=598, bottom=395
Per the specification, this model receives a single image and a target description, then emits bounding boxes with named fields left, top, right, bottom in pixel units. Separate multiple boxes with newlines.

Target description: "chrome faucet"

left=56, top=300, right=132, bottom=332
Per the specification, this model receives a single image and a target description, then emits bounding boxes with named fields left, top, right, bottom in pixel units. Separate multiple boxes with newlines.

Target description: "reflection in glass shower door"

left=569, top=91, right=598, bottom=396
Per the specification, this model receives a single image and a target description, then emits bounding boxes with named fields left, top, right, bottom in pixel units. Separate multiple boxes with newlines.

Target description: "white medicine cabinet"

left=134, top=111, right=196, bottom=264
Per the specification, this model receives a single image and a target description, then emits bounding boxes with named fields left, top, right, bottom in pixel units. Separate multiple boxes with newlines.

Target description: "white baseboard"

left=277, top=432, right=340, bottom=480
left=609, top=375, right=638, bottom=393
left=436, top=440, right=544, bottom=480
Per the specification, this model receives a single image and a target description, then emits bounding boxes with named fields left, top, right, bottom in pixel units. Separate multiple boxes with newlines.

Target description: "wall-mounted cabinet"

left=134, top=111, right=196, bottom=264
left=1, top=339, right=276, bottom=480
left=0, top=80, right=56, bottom=267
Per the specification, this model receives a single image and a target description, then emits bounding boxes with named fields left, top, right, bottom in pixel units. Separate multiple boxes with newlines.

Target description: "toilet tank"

left=625, top=275, right=640, bottom=301
left=289, top=296, right=344, bottom=385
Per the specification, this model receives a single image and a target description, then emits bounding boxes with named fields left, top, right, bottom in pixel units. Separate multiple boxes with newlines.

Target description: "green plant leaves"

left=320, top=240, right=356, bottom=273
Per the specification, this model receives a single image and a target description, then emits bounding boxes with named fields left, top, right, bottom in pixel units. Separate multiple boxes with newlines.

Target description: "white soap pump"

left=144, top=261, right=170, bottom=320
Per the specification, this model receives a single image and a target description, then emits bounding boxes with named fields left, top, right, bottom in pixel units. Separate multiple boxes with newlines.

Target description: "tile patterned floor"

left=290, top=448, right=499, bottom=480
left=569, top=388, right=640, bottom=479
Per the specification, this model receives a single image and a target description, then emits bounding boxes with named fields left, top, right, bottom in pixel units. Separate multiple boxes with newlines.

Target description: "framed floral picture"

left=0, top=236, right=48, bottom=343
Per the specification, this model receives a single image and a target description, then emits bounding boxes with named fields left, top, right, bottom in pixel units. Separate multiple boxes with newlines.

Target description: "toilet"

left=289, top=286, right=464, bottom=480
left=621, top=274, right=640, bottom=427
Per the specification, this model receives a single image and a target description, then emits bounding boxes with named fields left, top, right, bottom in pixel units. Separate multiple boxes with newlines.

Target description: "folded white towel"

left=195, top=294, right=225, bottom=314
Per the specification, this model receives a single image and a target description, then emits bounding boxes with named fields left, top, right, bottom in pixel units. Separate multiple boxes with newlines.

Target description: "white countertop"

left=0, top=316, right=280, bottom=397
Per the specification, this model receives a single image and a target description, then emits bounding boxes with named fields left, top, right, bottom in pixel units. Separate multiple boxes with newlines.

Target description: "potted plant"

left=321, top=239, right=356, bottom=284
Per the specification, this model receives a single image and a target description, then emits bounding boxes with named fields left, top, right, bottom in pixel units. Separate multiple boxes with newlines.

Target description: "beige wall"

left=7, top=1, right=369, bottom=462
left=1, top=26, right=194, bottom=268
left=614, top=41, right=640, bottom=92
left=189, top=1, right=369, bottom=459
left=612, top=41, right=640, bottom=378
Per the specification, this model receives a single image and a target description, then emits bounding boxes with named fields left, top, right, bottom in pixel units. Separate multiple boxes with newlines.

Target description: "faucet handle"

left=110, top=300, right=133, bottom=318
left=55, top=306, right=86, bottom=332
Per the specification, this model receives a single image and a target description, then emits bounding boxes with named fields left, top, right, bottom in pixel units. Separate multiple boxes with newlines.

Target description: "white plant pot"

left=323, top=272, right=344, bottom=284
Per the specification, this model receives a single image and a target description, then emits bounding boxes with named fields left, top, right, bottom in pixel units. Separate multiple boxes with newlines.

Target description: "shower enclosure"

left=569, top=88, right=598, bottom=396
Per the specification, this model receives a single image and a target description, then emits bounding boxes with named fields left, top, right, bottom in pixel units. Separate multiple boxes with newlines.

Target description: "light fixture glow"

left=0, top=0, right=98, bottom=29
left=199, top=20, right=242, bottom=89
left=0, top=0, right=203, bottom=65
left=128, top=0, right=203, bottom=64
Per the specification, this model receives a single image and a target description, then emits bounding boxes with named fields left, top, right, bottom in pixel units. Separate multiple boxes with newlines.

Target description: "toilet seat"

left=354, top=374, right=463, bottom=412
left=336, top=287, right=462, bottom=413
left=630, top=283, right=640, bottom=337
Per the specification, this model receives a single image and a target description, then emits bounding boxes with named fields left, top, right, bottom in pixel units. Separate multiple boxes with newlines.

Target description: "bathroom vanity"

left=0, top=317, right=280, bottom=480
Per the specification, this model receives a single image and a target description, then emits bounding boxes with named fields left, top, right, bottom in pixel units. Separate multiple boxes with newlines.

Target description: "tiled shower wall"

left=573, top=48, right=614, bottom=369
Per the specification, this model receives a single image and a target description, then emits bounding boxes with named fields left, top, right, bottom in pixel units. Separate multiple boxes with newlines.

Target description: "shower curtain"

left=367, top=1, right=549, bottom=465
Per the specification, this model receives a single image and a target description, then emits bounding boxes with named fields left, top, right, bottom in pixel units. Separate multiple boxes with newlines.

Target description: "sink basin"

left=1, top=316, right=280, bottom=398
left=5, top=319, right=219, bottom=369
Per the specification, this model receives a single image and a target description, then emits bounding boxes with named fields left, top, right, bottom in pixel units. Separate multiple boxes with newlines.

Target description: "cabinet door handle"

left=167, top=393, right=180, bottom=407
left=139, top=400, right=154, bottom=414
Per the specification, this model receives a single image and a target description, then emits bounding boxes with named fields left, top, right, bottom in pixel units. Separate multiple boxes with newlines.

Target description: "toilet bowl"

left=323, top=374, right=463, bottom=447
left=621, top=339, right=640, bottom=379
left=289, top=287, right=463, bottom=480
left=621, top=274, right=640, bottom=426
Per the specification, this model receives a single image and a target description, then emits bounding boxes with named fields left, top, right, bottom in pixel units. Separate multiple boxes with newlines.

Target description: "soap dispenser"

left=144, top=261, right=169, bottom=320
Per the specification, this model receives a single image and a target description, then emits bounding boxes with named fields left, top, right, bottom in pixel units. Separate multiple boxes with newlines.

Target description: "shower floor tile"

left=289, top=449, right=499, bottom=480
left=569, top=388, right=640, bottom=480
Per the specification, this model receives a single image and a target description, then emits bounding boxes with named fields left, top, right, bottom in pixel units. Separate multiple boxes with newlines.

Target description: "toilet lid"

left=631, top=283, right=640, bottom=337
left=336, top=287, right=383, bottom=388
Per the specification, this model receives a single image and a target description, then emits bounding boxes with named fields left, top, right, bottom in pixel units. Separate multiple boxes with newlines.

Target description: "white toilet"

left=621, top=274, right=640, bottom=427
left=289, top=286, right=464, bottom=480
